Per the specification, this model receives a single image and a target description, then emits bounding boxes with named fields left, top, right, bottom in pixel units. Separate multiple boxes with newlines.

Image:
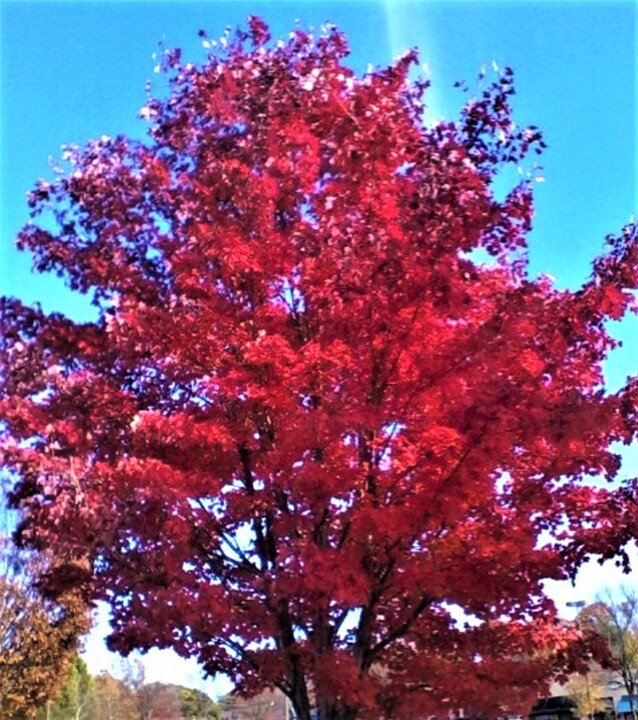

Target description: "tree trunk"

left=314, top=697, right=359, bottom=720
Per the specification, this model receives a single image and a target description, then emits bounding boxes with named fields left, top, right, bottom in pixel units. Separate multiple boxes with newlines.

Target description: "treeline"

left=35, top=656, right=221, bottom=720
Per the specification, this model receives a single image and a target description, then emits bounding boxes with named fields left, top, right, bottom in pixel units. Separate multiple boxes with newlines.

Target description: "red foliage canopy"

left=2, top=18, right=638, bottom=720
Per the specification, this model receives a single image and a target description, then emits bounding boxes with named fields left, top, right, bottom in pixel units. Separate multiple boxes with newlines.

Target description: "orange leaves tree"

left=1, top=18, right=638, bottom=720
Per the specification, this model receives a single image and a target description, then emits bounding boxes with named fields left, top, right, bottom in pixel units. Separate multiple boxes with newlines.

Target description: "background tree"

left=585, top=593, right=638, bottom=720
left=137, top=683, right=183, bottom=720
left=93, top=672, right=137, bottom=720
left=0, top=494, right=89, bottom=718
left=1, top=17, right=637, bottom=720
left=118, top=658, right=186, bottom=720
left=565, top=672, right=609, bottom=720
left=220, top=690, right=286, bottom=720
left=119, top=658, right=156, bottom=720
left=179, top=688, right=222, bottom=720
left=38, top=656, right=97, bottom=720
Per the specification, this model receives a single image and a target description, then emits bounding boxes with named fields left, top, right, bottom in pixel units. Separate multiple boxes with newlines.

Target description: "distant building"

left=531, top=667, right=626, bottom=720
left=529, top=696, right=579, bottom=720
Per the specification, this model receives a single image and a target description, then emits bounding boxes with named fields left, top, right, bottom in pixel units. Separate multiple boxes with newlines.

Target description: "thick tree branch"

left=369, top=593, right=435, bottom=659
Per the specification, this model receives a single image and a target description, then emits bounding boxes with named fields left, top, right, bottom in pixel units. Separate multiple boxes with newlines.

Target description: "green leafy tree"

left=179, top=688, right=222, bottom=720
left=39, top=656, right=97, bottom=720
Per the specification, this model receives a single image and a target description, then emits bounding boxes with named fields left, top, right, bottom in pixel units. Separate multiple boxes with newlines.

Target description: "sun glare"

left=383, top=0, right=444, bottom=125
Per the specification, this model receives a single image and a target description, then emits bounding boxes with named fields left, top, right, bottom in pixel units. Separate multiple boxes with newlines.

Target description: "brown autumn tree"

left=0, top=498, right=89, bottom=718
left=93, top=672, right=138, bottom=720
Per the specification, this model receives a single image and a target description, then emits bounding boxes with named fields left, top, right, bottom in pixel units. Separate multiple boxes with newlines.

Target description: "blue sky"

left=1, top=0, right=637, bottom=696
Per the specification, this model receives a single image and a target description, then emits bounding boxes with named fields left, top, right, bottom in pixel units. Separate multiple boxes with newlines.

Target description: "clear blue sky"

left=1, top=0, right=637, bottom=695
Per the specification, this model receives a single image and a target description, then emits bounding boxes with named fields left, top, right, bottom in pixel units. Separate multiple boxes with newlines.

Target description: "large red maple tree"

left=2, top=18, right=638, bottom=720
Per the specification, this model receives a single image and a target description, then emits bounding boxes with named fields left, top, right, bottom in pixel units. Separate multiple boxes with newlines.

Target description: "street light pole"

left=567, top=600, right=587, bottom=616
